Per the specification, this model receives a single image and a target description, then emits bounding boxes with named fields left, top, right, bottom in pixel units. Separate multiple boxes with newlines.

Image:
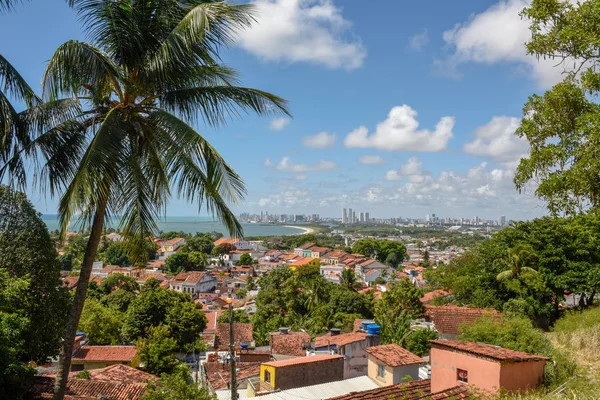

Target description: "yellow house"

left=71, top=346, right=139, bottom=371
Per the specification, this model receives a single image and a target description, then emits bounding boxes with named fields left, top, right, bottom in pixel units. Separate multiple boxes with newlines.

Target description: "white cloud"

left=385, top=157, right=429, bottom=182
left=269, top=117, right=291, bottom=131
left=439, top=0, right=578, bottom=88
left=463, top=116, right=529, bottom=165
left=265, top=156, right=338, bottom=173
left=409, top=29, right=429, bottom=51
left=302, top=132, right=336, bottom=148
left=344, top=105, right=455, bottom=152
left=358, top=155, right=386, bottom=165
left=237, top=0, right=366, bottom=70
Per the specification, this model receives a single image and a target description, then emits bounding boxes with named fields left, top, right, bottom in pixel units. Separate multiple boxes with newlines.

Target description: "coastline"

left=283, top=225, right=314, bottom=235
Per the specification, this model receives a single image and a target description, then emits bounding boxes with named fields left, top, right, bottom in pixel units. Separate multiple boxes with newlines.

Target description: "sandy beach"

left=284, top=225, right=314, bottom=235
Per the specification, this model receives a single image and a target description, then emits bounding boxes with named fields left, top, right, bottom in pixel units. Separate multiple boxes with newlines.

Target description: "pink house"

left=429, top=340, right=549, bottom=395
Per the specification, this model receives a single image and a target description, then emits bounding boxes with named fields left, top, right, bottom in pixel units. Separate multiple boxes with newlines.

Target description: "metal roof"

left=254, top=376, right=380, bottom=400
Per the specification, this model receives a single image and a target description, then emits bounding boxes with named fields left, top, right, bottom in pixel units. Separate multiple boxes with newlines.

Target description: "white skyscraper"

left=359, top=212, right=365, bottom=222
left=352, top=211, right=356, bottom=224
left=342, top=208, right=347, bottom=224
left=499, top=215, right=506, bottom=226
left=348, top=208, right=353, bottom=224
left=365, top=212, right=370, bottom=223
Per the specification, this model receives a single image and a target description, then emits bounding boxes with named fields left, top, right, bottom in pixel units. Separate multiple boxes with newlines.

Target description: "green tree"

left=103, top=242, right=131, bottom=266
left=181, top=235, right=214, bottom=254
left=246, top=275, right=257, bottom=291
left=165, top=252, right=190, bottom=274
left=78, top=299, right=124, bottom=345
left=142, top=364, right=215, bottom=400
left=351, top=238, right=380, bottom=258
left=514, top=1, right=600, bottom=215
left=375, top=278, right=424, bottom=343
left=238, top=252, right=253, bottom=266
left=496, top=243, right=539, bottom=281
left=99, top=273, right=139, bottom=294
left=217, top=309, right=250, bottom=324
left=165, top=302, right=207, bottom=350
left=237, top=288, right=248, bottom=299
left=0, top=2, right=289, bottom=397
left=212, top=243, right=236, bottom=266
left=340, top=268, right=362, bottom=291
left=101, top=289, right=137, bottom=313
left=187, top=251, right=208, bottom=270
left=137, top=325, right=179, bottom=376
left=403, top=328, right=439, bottom=356
left=377, top=240, right=407, bottom=265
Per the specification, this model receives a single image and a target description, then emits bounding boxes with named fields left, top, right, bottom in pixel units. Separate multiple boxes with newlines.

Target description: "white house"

left=169, top=272, right=216, bottom=298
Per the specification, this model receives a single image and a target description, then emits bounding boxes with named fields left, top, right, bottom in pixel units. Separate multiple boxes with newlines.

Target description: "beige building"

left=365, top=344, right=425, bottom=385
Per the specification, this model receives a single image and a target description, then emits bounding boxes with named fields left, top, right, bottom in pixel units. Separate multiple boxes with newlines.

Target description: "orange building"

left=429, top=340, right=549, bottom=395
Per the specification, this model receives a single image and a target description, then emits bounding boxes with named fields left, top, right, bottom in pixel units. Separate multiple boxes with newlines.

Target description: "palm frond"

left=161, top=86, right=290, bottom=127
left=150, top=109, right=245, bottom=237
left=42, top=40, right=121, bottom=100
left=496, top=270, right=514, bottom=280
left=58, top=107, right=126, bottom=239
left=0, top=54, right=39, bottom=106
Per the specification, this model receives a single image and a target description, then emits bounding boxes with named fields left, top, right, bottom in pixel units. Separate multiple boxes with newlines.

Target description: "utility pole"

left=229, top=302, right=238, bottom=400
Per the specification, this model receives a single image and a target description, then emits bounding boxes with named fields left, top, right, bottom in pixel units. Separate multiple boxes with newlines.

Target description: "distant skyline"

left=2, top=0, right=550, bottom=220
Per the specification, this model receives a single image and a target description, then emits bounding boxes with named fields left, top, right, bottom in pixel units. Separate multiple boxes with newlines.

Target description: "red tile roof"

left=365, top=344, right=425, bottom=366
left=72, top=346, right=138, bottom=363
left=420, top=289, right=451, bottom=304
left=327, top=379, right=470, bottom=400
left=426, top=305, right=499, bottom=335
left=172, top=271, right=206, bottom=285
left=430, top=340, right=550, bottom=362
left=67, top=364, right=157, bottom=383
left=298, top=242, right=317, bottom=250
left=214, top=237, right=240, bottom=246
left=161, top=237, right=185, bottom=246
left=26, top=376, right=148, bottom=400
left=263, top=354, right=343, bottom=368
left=309, top=246, right=330, bottom=253
left=289, top=257, right=313, bottom=266
left=203, top=310, right=223, bottom=331
left=270, top=331, right=311, bottom=356
left=204, top=362, right=260, bottom=391
left=215, top=323, right=253, bottom=351
left=315, top=332, right=368, bottom=348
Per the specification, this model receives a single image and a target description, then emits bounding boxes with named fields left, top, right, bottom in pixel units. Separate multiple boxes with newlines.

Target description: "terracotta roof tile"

left=365, top=344, right=425, bottom=366
left=263, top=354, right=343, bottom=368
left=270, top=331, right=311, bottom=356
left=326, top=379, right=471, bottom=400
left=67, top=364, right=157, bottom=383
left=426, top=305, right=499, bottom=335
left=214, top=237, right=239, bottom=246
left=204, top=362, right=260, bottom=391
left=289, top=257, right=313, bottom=266
left=429, top=340, right=550, bottom=362
left=315, top=332, right=368, bottom=348
left=72, top=346, right=138, bottom=363
left=26, top=376, right=148, bottom=400
left=161, top=237, right=185, bottom=246
left=172, top=271, right=206, bottom=284
left=215, top=323, right=253, bottom=351
left=420, top=290, right=451, bottom=304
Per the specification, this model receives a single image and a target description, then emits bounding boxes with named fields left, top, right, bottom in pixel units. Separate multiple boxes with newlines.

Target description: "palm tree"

left=1, top=2, right=288, bottom=399
left=496, top=243, right=539, bottom=281
left=340, top=267, right=362, bottom=291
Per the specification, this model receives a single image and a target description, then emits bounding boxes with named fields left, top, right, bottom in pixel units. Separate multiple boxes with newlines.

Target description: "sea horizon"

left=41, top=214, right=308, bottom=237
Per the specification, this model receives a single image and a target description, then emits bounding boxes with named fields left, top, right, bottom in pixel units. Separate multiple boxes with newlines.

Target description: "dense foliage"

left=252, top=266, right=374, bottom=344
left=351, top=239, right=407, bottom=268
left=0, top=187, right=69, bottom=396
left=142, top=364, right=215, bottom=400
left=425, top=215, right=600, bottom=327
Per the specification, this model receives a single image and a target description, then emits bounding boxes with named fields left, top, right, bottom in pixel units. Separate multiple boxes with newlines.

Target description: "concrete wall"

left=500, top=360, right=546, bottom=393
left=430, top=347, right=501, bottom=395
left=342, top=335, right=381, bottom=379
left=271, top=357, right=344, bottom=391
left=367, top=355, right=420, bottom=385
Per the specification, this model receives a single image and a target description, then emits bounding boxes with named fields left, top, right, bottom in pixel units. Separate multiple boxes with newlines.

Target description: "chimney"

left=330, top=328, right=341, bottom=336
left=278, top=327, right=289, bottom=334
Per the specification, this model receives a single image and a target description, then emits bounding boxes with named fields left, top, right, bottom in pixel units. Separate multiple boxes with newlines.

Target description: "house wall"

left=430, top=347, right=501, bottom=395
left=367, top=356, right=421, bottom=385
left=270, top=358, right=344, bottom=391
left=500, top=361, right=546, bottom=393
left=260, top=364, right=276, bottom=387
left=342, top=336, right=381, bottom=379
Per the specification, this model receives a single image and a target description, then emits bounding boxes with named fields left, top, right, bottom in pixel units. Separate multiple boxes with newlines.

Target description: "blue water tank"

left=240, top=342, right=249, bottom=350
left=359, top=320, right=375, bottom=332
left=366, top=324, right=381, bottom=335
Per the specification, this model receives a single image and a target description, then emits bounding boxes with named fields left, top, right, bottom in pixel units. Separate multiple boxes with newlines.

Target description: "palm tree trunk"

left=54, top=200, right=107, bottom=400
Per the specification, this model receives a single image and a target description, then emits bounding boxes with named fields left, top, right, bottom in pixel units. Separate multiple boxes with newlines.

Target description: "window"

left=457, top=369, right=468, bottom=383
left=264, top=370, right=271, bottom=383
left=378, top=364, right=385, bottom=378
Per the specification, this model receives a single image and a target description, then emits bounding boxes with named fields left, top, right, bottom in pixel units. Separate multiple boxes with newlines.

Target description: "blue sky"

left=1, top=0, right=560, bottom=220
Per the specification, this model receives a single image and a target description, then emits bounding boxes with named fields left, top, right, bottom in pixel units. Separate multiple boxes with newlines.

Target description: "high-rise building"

left=348, top=208, right=353, bottom=224
left=498, top=215, right=506, bottom=226
left=359, top=212, right=365, bottom=222
left=342, top=208, right=347, bottom=224
left=352, top=211, right=356, bottom=223
left=365, top=212, right=370, bottom=223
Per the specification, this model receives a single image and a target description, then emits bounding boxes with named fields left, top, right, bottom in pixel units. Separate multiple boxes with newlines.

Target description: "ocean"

left=41, top=215, right=306, bottom=237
